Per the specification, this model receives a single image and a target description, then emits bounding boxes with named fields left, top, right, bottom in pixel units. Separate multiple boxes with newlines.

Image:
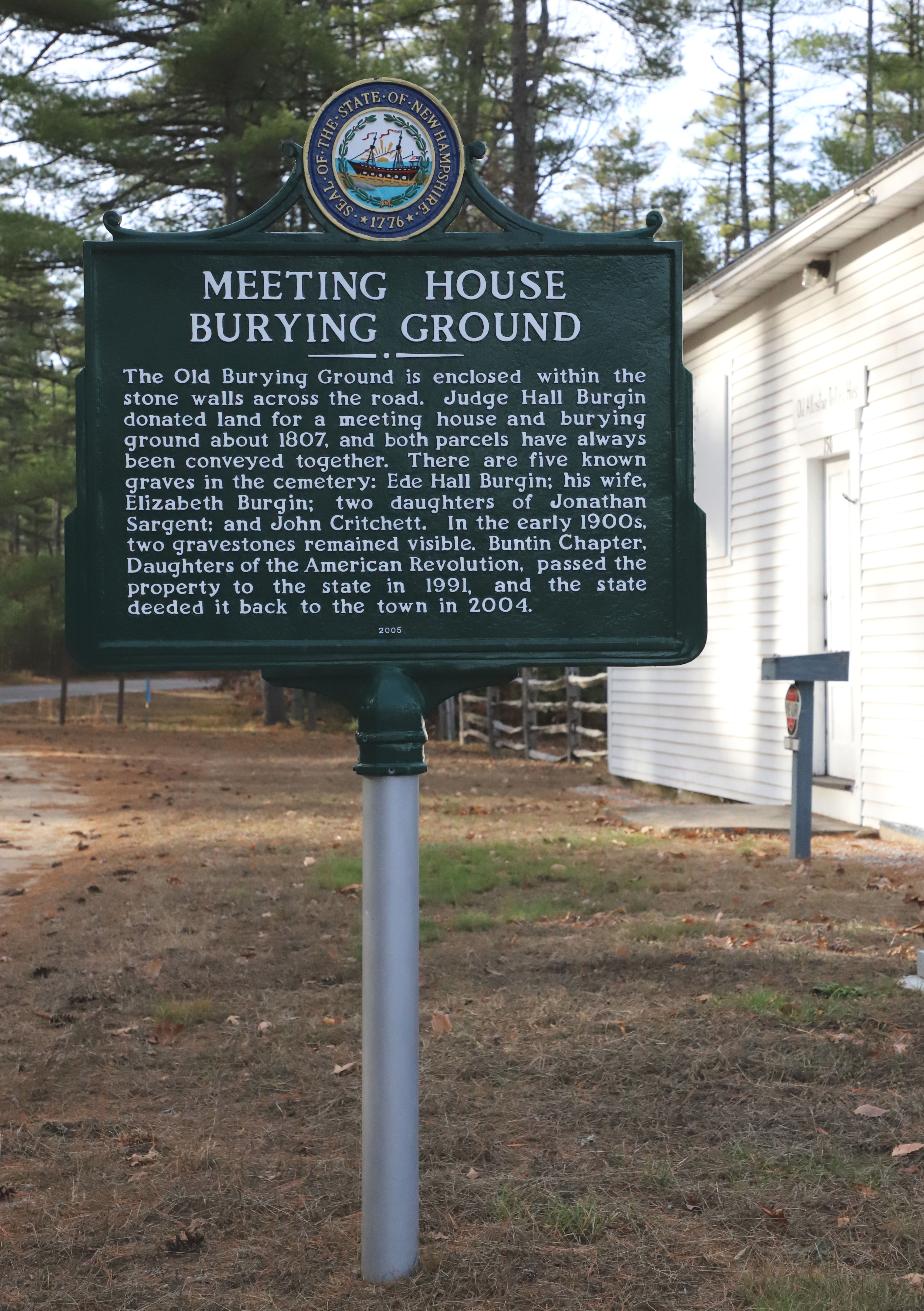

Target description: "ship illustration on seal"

left=348, top=130, right=421, bottom=185
left=335, top=111, right=433, bottom=209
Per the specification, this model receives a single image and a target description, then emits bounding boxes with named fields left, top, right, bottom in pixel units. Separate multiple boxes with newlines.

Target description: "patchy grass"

left=500, top=894, right=574, bottom=923
left=722, top=985, right=882, bottom=1026
left=418, top=917, right=443, bottom=946
left=813, top=981, right=868, bottom=999
left=494, top=1185, right=608, bottom=1243
left=724, top=1140, right=892, bottom=1192
left=452, top=910, right=497, bottom=933
left=314, top=840, right=613, bottom=910
left=742, top=1269, right=922, bottom=1310
left=150, top=997, right=217, bottom=1027
left=626, top=916, right=713, bottom=942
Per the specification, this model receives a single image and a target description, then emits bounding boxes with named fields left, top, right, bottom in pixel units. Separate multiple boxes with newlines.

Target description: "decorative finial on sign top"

left=468, top=141, right=487, bottom=161
left=303, top=77, right=465, bottom=241
left=102, top=210, right=122, bottom=235
left=646, top=210, right=664, bottom=234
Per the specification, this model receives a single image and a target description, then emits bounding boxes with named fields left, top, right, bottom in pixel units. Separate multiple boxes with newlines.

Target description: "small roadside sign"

left=785, top=683, right=801, bottom=737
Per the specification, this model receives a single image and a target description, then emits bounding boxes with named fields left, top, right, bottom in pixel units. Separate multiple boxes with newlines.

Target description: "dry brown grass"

left=0, top=701, right=922, bottom=1309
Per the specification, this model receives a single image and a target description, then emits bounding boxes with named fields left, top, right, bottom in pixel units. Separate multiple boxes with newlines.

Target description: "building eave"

left=683, top=135, right=924, bottom=337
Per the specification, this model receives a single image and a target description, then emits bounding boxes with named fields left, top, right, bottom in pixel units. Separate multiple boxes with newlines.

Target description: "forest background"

left=0, top=0, right=921, bottom=675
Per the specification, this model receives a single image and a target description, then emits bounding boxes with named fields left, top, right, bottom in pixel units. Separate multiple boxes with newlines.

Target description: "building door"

left=822, top=457, right=855, bottom=779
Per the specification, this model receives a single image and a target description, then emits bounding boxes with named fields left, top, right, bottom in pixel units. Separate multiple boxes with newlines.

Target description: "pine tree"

left=684, top=86, right=764, bottom=261
left=0, top=207, right=80, bottom=671
left=567, top=121, right=663, bottom=230
left=651, top=185, right=716, bottom=286
left=794, top=0, right=924, bottom=184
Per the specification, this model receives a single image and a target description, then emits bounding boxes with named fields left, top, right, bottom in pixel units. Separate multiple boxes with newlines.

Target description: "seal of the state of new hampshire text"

left=304, top=79, right=464, bottom=240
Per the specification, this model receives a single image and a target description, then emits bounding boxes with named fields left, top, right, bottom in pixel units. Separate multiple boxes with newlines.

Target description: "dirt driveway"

left=0, top=702, right=922, bottom=1310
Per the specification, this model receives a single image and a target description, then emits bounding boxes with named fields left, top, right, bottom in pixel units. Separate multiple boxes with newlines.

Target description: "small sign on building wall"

left=793, top=364, right=867, bottom=438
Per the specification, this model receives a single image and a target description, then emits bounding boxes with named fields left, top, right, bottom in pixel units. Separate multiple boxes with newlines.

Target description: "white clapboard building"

left=607, top=137, right=924, bottom=838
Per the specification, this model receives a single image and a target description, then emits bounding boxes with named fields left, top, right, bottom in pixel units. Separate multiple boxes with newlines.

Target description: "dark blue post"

left=790, top=681, right=814, bottom=860
left=762, top=653, right=849, bottom=863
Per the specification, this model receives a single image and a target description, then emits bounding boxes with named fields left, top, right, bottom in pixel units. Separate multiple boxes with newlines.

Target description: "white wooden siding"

left=609, top=201, right=924, bottom=832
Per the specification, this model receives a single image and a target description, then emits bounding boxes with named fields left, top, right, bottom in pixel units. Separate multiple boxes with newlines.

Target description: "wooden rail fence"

left=456, top=667, right=607, bottom=762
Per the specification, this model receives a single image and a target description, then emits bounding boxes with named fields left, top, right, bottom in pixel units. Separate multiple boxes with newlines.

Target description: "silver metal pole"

left=361, top=774, right=419, bottom=1282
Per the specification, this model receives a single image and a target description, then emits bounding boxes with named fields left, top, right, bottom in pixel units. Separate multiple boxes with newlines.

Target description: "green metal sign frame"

left=67, top=139, right=706, bottom=700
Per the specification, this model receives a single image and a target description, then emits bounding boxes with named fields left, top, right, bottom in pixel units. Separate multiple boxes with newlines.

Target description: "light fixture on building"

left=801, top=258, right=832, bottom=289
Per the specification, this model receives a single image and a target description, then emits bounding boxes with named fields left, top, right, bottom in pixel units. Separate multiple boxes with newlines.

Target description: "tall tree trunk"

left=223, top=99, right=237, bottom=223
left=262, top=679, right=289, bottom=726
left=865, top=0, right=875, bottom=166
left=723, top=161, right=734, bottom=264
left=510, top=0, right=546, bottom=218
left=731, top=0, right=751, bottom=249
left=766, top=0, right=777, bottom=233
left=460, top=0, right=492, bottom=146
left=908, top=0, right=923, bottom=137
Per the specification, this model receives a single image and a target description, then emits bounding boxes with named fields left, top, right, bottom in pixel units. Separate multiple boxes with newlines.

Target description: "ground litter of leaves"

left=1, top=690, right=923, bottom=1310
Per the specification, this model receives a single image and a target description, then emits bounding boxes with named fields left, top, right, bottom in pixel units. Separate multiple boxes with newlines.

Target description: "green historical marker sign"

left=65, top=78, right=708, bottom=1285
left=67, top=79, right=705, bottom=678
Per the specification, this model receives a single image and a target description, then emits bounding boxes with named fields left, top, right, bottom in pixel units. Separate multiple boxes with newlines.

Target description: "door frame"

left=797, top=429, right=862, bottom=825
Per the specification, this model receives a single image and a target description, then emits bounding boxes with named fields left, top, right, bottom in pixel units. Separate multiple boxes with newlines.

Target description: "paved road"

left=0, top=676, right=219, bottom=704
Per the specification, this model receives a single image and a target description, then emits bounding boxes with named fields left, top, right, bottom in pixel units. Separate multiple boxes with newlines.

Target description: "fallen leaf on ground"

left=694, top=993, right=714, bottom=1003
left=165, top=1220, right=205, bottom=1255
left=257, top=1020, right=272, bottom=1034
left=892, top=1142, right=924, bottom=1158
left=898, top=1274, right=924, bottom=1289
left=337, top=883, right=361, bottom=896
left=333, top=1061, right=356, bottom=1076
left=758, top=1204, right=787, bottom=1223
left=302, top=856, right=316, bottom=867
left=129, top=1147, right=159, bottom=1167
left=854, top=1103, right=888, bottom=1118
left=836, top=1214, right=851, bottom=1227
left=149, top=1020, right=183, bottom=1045
left=431, top=1011, right=453, bottom=1035
left=138, top=957, right=163, bottom=982
left=108, top=1025, right=139, bottom=1038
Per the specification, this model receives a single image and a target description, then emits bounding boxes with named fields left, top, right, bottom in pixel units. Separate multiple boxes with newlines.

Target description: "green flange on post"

left=354, top=667, right=427, bottom=777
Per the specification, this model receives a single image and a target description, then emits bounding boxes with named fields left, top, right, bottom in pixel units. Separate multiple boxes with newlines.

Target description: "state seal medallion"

left=304, top=79, right=464, bottom=240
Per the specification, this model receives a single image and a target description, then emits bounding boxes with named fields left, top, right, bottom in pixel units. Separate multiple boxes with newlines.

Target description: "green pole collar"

left=354, top=667, right=428, bottom=777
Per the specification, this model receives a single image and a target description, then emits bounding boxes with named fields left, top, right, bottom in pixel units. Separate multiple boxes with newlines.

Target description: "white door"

left=823, top=458, right=855, bottom=779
